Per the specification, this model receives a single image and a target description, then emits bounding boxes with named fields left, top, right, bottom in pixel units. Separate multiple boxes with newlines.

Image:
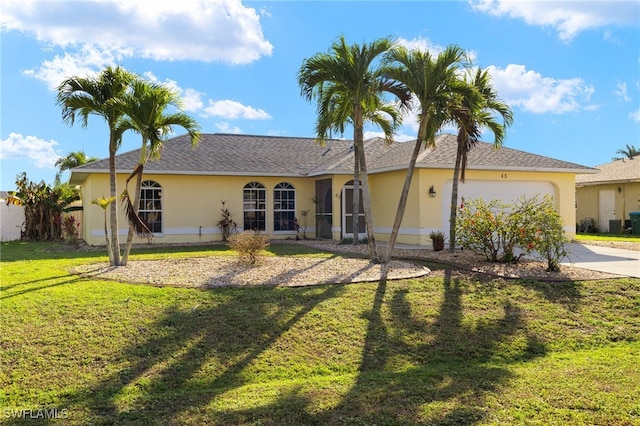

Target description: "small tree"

left=216, top=200, right=237, bottom=242
left=229, top=230, right=270, bottom=265
left=92, top=197, right=117, bottom=264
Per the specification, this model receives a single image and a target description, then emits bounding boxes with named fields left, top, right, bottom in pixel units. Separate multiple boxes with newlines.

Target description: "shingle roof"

left=70, top=133, right=595, bottom=184
left=575, top=156, right=640, bottom=185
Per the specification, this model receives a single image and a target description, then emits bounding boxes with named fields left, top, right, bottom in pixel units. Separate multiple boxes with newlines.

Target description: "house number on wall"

left=501, top=173, right=508, bottom=179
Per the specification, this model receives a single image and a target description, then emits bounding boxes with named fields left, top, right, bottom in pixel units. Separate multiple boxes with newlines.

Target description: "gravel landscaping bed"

left=73, top=238, right=632, bottom=287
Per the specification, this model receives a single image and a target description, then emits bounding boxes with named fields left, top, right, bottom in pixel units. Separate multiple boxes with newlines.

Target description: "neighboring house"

left=576, top=156, right=640, bottom=233
left=70, top=133, right=596, bottom=246
left=0, top=191, right=25, bottom=242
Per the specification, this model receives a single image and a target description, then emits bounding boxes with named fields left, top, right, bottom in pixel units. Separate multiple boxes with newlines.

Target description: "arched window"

left=139, top=180, right=162, bottom=233
left=243, top=182, right=266, bottom=231
left=274, top=182, right=296, bottom=231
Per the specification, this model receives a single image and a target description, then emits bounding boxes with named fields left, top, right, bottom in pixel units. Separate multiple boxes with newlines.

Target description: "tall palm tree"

left=57, top=66, right=136, bottom=266
left=382, top=45, right=471, bottom=272
left=613, top=144, right=640, bottom=160
left=115, top=78, right=201, bottom=265
left=448, top=68, right=513, bottom=251
left=298, top=36, right=409, bottom=262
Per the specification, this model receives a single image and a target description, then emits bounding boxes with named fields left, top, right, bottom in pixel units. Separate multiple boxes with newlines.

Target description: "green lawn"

left=1, top=241, right=639, bottom=425
left=575, top=233, right=640, bottom=244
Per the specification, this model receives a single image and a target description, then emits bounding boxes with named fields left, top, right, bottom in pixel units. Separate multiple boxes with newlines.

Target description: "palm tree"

left=54, top=151, right=99, bottom=184
left=115, top=78, right=201, bottom=265
left=55, top=151, right=99, bottom=172
left=613, top=144, right=640, bottom=160
left=382, top=45, right=471, bottom=271
left=298, top=36, right=409, bottom=262
left=57, top=66, right=136, bottom=266
left=448, top=68, right=513, bottom=251
left=91, top=196, right=117, bottom=264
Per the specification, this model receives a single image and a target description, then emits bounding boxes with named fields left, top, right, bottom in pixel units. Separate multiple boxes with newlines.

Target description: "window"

left=274, top=182, right=296, bottom=231
left=243, top=182, right=266, bottom=231
left=139, top=180, right=162, bottom=233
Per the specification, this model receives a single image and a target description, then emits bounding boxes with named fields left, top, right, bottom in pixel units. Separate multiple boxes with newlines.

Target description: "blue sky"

left=1, top=0, right=639, bottom=189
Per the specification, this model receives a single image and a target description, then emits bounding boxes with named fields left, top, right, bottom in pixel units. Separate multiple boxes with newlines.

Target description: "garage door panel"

left=441, top=180, right=555, bottom=232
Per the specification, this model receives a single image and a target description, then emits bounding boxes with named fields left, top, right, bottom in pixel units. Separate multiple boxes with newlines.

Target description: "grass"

left=1, top=241, right=639, bottom=425
left=575, top=233, right=640, bottom=243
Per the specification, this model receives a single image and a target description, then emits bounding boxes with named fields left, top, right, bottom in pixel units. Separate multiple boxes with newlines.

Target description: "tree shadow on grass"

left=318, top=267, right=549, bottom=425
left=517, top=279, right=582, bottom=312
left=47, top=284, right=345, bottom=425
left=0, top=276, right=84, bottom=300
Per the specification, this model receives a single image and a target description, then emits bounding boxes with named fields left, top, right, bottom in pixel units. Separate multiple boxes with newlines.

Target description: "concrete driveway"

left=559, top=243, right=640, bottom=278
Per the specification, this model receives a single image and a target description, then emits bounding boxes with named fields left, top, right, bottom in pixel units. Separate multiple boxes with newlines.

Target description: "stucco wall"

left=79, top=168, right=578, bottom=246
left=80, top=172, right=317, bottom=246
left=576, top=182, right=640, bottom=232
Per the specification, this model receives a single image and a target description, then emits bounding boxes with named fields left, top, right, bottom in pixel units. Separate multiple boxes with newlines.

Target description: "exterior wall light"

left=429, top=185, right=436, bottom=197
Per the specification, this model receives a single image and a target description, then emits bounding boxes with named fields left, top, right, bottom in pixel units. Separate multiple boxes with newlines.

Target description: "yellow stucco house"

left=576, top=156, right=640, bottom=233
left=70, top=133, right=595, bottom=246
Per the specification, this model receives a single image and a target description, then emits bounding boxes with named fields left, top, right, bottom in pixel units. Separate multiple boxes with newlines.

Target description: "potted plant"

left=429, top=230, right=445, bottom=251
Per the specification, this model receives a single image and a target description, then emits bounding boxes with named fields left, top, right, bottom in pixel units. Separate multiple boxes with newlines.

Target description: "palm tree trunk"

left=108, top=138, right=121, bottom=266
left=120, top=165, right=144, bottom=265
left=103, top=209, right=114, bottom=264
left=358, top=147, right=379, bottom=262
left=353, top=105, right=378, bottom=262
left=448, top=132, right=465, bottom=252
left=383, top=138, right=423, bottom=263
left=353, top=143, right=360, bottom=246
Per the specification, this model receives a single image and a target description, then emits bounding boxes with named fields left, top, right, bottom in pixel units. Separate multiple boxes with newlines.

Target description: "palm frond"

left=120, top=189, right=153, bottom=238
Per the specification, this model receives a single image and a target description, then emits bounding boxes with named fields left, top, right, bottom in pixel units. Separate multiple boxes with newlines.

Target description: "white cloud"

left=613, top=82, right=631, bottom=101
left=2, top=0, right=272, bottom=63
left=397, top=37, right=443, bottom=55
left=203, top=100, right=271, bottom=120
left=143, top=72, right=204, bottom=112
left=396, top=37, right=477, bottom=63
left=23, top=45, right=127, bottom=90
left=470, top=0, right=639, bottom=42
left=215, top=122, right=243, bottom=134
left=0, top=133, right=61, bottom=168
left=630, top=108, right=640, bottom=122
left=363, top=131, right=415, bottom=142
left=143, top=72, right=270, bottom=121
left=487, top=64, right=596, bottom=114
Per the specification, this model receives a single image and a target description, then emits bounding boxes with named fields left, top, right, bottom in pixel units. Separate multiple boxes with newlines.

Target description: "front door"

left=342, top=182, right=365, bottom=239
left=598, top=190, right=615, bottom=232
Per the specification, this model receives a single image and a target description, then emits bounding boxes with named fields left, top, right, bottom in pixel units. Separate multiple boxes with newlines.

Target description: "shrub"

left=528, top=196, right=569, bottom=272
left=429, top=230, right=445, bottom=251
left=216, top=200, right=237, bottom=242
left=229, top=230, right=270, bottom=265
left=61, top=215, right=80, bottom=248
left=456, top=195, right=568, bottom=270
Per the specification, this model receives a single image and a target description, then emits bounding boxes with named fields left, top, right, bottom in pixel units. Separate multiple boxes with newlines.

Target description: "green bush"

left=229, top=230, right=270, bottom=265
left=456, top=195, right=568, bottom=270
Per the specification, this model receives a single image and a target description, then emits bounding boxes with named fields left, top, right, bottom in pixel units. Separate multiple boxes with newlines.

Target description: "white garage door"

left=441, top=180, right=556, bottom=232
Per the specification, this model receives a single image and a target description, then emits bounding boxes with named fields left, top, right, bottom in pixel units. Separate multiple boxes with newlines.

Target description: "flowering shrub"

left=61, top=215, right=80, bottom=248
left=455, top=195, right=568, bottom=270
left=527, top=196, right=569, bottom=272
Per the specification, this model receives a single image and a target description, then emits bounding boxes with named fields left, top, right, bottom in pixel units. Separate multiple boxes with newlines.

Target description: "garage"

left=440, top=180, right=556, bottom=231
